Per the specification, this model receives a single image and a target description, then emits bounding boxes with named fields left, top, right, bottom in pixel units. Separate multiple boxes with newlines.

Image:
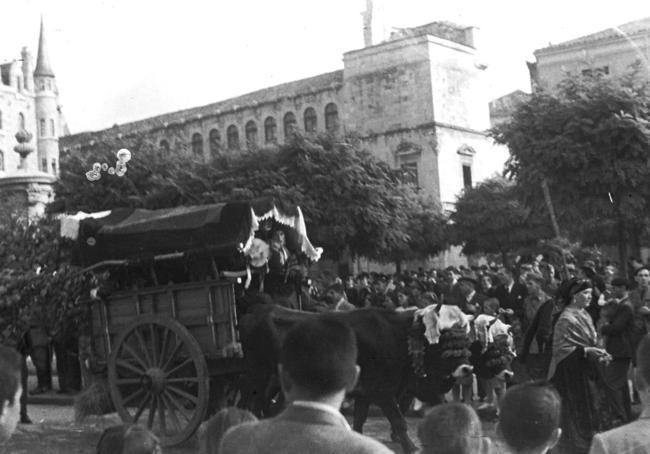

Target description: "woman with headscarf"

left=548, top=278, right=616, bottom=454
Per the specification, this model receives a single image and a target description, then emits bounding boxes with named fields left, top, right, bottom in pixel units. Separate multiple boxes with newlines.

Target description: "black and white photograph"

left=1, top=0, right=650, bottom=452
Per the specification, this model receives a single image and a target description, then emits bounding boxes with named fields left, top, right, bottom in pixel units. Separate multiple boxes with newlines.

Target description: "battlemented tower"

left=33, top=16, right=60, bottom=176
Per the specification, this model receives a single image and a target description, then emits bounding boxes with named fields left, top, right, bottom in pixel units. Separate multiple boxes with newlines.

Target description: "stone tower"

left=33, top=16, right=60, bottom=176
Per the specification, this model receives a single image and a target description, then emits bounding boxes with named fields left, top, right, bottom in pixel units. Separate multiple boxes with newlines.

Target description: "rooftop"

left=65, top=70, right=343, bottom=140
left=535, top=16, right=650, bottom=54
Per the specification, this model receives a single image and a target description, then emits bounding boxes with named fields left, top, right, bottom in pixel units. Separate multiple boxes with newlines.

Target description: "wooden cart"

left=63, top=200, right=322, bottom=446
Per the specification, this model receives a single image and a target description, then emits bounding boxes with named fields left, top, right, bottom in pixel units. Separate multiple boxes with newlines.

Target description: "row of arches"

left=161, top=103, right=340, bottom=156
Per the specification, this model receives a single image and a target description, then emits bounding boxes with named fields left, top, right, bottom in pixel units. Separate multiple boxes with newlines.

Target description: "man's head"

left=0, top=346, right=22, bottom=442
left=636, top=334, right=650, bottom=408
left=279, top=318, right=359, bottom=401
left=325, top=283, right=345, bottom=304
left=482, top=298, right=500, bottom=316
left=497, top=267, right=514, bottom=286
left=498, top=381, right=562, bottom=454
left=611, top=277, right=630, bottom=300
left=524, top=272, right=545, bottom=294
left=635, top=266, right=650, bottom=289
left=418, top=403, right=486, bottom=454
left=457, top=277, right=476, bottom=298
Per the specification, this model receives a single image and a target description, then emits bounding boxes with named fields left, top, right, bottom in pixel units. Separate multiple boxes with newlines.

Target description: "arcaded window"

left=264, top=117, right=277, bottom=143
left=51, top=159, right=57, bottom=175
left=325, top=103, right=339, bottom=132
left=40, top=119, right=46, bottom=137
left=0, top=110, right=3, bottom=129
left=209, top=129, right=221, bottom=155
left=191, top=133, right=203, bottom=156
left=41, top=158, right=47, bottom=172
left=283, top=112, right=297, bottom=139
left=401, top=162, right=419, bottom=188
left=227, top=125, right=240, bottom=150
left=50, top=119, right=55, bottom=136
left=245, top=121, right=258, bottom=148
left=18, top=113, right=25, bottom=130
left=0, top=151, right=4, bottom=171
left=303, top=107, right=317, bottom=133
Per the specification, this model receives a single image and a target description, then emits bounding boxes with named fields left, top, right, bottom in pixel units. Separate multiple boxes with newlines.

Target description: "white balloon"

left=116, top=148, right=131, bottom=163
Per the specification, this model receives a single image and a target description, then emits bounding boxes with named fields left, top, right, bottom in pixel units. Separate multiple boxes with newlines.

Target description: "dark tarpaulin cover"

left=73, top=202, right=252, bottom=267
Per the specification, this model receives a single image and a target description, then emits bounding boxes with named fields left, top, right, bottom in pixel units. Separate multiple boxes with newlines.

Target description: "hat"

left=611, top=277, right=630, bottom=289
left=457, top=276, right=477, bottom=287
left=568, top=278, right=592, bottom=297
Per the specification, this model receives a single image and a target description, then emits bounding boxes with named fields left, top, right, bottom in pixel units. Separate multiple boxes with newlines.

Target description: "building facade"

left=0, top=18, right=65, bottom=176
left=61, top=12, right=506, bottom=212
left=529, top=17, right=650, bottom=90
left=0, top=18, right=65, bottom=218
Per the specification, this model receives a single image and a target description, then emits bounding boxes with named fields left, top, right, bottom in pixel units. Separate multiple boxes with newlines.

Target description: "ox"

left=237, top=303, right=472, bottom=454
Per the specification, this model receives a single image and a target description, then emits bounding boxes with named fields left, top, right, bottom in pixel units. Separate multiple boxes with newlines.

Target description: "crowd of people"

left=1, top=255, right=649, bottom=453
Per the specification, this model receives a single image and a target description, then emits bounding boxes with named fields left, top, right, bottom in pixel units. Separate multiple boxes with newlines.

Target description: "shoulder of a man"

left=218, top=420, right=265, bottom=454
left=338, top=430, right=394, bottom=454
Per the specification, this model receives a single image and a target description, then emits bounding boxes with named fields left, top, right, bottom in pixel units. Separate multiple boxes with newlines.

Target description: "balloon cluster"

left=86, top=149, right=131, bottom=181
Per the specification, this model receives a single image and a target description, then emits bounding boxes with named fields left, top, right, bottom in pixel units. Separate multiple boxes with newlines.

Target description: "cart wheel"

left=108, top=315, right=209, bottom=446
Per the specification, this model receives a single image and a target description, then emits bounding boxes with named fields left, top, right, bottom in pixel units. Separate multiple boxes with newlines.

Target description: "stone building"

left=529, top=17, right=650, bottom=90
left=61, top=6, right=506, bottom=213
left=0, top=18, right=66, bottom=218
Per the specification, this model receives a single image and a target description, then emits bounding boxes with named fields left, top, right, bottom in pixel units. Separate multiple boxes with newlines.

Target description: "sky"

left=3, top=0, right=650, bottom=134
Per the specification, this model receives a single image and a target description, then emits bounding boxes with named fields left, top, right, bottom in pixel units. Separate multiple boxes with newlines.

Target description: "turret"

left=33, top=16, right=60, bottom=176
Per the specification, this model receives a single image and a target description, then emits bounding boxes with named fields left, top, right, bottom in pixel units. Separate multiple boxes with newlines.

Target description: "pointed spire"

left=34, top=16, right=55, bottom=77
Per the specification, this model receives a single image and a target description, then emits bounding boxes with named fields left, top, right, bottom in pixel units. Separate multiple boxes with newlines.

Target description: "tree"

left=447, top=177, right=553, bottom=264
left=492, top=69, right=650, bottom=274
left=52, top=133, right=448, bottom=263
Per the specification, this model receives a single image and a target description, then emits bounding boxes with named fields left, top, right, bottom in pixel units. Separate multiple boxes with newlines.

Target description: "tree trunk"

left=395, top=259, right=402, bottom=275
left=501, top=251, right=508, bottom=268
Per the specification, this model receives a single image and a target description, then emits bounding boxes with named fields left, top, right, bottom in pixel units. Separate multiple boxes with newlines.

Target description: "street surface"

left=1, top=403, right=504, bottom=454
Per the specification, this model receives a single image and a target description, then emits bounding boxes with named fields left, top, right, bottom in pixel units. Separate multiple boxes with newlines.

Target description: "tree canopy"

left=447, top=176, right=553, bottom=260
left=52, top=134, right=447, bottom=262
left=491, top=70, right=650, bottom=271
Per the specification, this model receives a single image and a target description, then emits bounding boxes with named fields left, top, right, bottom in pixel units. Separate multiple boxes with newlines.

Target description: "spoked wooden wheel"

left=108, top=315, right=209, bottom=446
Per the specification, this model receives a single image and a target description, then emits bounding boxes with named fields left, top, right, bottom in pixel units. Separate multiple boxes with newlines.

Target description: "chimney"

left=361, top=0, right=388, bottom=47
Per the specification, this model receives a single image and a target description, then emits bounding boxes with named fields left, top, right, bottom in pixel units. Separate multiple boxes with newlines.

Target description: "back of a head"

left=96, top=425, right=127, bottom=454
left=122, top=425, right=161, bottom=454
left=499, top=381, right=561, bottom=453
left=418, top=403, right=481, bottom=454
left=198, top=407, right=257, bottom=454
left=0, top=345, right=22, bottom=441
left=0, top=346, right=21, bottom=407
left=280, top=317, right=358, bottom=397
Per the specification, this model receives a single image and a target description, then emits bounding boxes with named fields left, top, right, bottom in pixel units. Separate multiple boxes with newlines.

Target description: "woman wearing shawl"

left=548, top=278, right=614, bottom=454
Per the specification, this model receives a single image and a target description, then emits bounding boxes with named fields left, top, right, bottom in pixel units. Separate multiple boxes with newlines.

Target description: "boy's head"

left=418, top=403, right=486, bottom=454
left=279, top=317, right=359, bottom=399
left=482, top=298, right=500, bottom=316
left=498, top=381, right=562, bottom=453
left=198, top=407, right=257, bottom=454
left=0, top=346, right=22, bottom=442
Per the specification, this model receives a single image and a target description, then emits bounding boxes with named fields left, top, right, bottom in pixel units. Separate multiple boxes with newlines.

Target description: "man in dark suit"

left=599, top=277, right=635, bottom=423
left=219, top=318, right=392, bottom=454
left=492, top=267, right=527, bottom=323
left=454, top=277, right=486, bottom=315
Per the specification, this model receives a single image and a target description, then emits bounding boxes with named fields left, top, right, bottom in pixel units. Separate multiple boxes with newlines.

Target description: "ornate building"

left=61, top=5, right=506, bottom=213
left=529, top=17, right=650, bottom=90
left=0, top=17, right=66, bottom=218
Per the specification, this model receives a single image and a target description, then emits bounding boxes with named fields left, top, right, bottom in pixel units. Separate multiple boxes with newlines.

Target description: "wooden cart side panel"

left=90, top=281, right=240, bottom=365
